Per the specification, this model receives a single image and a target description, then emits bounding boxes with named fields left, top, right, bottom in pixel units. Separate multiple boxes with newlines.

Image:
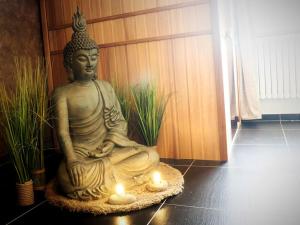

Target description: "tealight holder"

left=146, top=171, right=168, bottom=192
left=108, top=183, right=136, bottom=205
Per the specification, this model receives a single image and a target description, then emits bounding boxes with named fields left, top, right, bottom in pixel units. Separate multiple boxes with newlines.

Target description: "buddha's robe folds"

left=54, top=80, right=159, bottom=200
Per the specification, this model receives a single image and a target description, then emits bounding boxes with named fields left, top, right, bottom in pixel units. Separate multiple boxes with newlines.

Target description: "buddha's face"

left=71, top=48, right=98, bottom=81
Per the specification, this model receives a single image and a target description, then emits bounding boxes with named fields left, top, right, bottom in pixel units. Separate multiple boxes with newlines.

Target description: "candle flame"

left=115, top=183, right=125, bottom=196
left=153, top=171, right=161, bottom=184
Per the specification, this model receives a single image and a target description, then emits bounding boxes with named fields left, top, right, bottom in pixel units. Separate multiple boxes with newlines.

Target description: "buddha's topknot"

left=63, top=7, right=98, bottom=68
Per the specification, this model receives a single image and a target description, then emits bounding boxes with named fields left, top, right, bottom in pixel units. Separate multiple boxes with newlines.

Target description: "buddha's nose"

left=87, top=58, right=91, bottom=66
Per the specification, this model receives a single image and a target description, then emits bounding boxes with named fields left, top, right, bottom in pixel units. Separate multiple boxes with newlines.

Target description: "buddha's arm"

left=54, top=91, right=85, bottom=186
left=54, top=94, right=76, bottom=162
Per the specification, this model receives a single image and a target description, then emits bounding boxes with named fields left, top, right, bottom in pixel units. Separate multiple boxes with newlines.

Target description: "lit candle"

left=108, top=183, right=136, bottom=205
left=115, top=183, right=125, bottom=196
left=152, top=171, right=161, bottom=185
left=146, top=171, right=168, bottom=192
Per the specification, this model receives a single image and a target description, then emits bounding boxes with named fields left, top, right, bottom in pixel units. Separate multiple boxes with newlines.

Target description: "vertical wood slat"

left=171, top=38, right=193, bottom=158
left=164, top=40, right=180, bottom=158
left=154, top=41, right=174, bottom=157
left=40, top=0, right=53, bottom=94
left=42, top=0, right=227, bottom=160
left=50, top=54, right=68, bottom=88
left=185, top=37, right=203, bottom=159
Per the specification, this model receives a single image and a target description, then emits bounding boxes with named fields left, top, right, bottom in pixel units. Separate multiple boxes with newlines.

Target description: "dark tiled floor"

left=0, top=152, right=62, bottom=225
left=281, top=121, right=300, bottom=129
left=240, top=121, right=282, bottom=130
left=284, top=130, right=300, bottom=146
left=2, top=121, right=300, bottom=224
left=235, top=129, right=286, bottom=145
left=160, top=158, right=193, bottom=166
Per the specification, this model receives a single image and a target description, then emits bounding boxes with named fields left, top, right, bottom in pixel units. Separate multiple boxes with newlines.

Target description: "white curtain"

left=233, top=0, right=262, bottom=119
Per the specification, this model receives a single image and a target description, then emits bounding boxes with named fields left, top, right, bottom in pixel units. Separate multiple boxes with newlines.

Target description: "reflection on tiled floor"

left=2, top=121, right=300, bottom=225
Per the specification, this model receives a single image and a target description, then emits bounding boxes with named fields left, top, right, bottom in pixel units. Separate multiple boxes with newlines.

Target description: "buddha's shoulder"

left=95, top=80, right=114, bottom=92
left=95, top=79, right=112, bottom=87
left=52, top=84, right=73, bottom=100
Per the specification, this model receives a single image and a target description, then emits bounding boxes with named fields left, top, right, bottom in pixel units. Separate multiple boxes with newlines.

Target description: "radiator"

left=256, top=33, right=300, bottom=99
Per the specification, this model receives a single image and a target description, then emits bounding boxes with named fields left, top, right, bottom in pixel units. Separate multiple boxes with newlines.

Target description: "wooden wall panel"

left=48, top=4, right=211, bottom=52
left=41, top=0, right=228, bottom=160
left=172, top=38, right=193, bottom=158
left=99, top=47, right=109, bottom=80
left=185, top=37, right=204, bottom=158
left=186, top=36, right=220, bottom=159
left=155, top=41, right=179, bottom=158
left=46, top=0, right=202, bottom=29
left=50, top=54, right=68, bottom=88
left=114, top=46, right=130, bottom=87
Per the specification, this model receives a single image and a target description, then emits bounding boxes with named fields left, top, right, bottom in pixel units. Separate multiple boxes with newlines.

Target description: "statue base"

left=45, top=163, right=184, bottom=215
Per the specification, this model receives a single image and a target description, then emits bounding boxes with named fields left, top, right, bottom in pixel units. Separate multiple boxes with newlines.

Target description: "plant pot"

left=32, top=168, right=46, bottom=191
left=16, top=180, right=34, bottom=206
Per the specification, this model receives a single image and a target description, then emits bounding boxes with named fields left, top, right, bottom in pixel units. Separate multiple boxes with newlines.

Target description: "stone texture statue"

left=53, top=8, right=159, bottom=201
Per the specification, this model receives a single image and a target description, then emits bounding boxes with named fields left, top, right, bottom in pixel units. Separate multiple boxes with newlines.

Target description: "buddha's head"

left=63, top=8, right=99, bottom=81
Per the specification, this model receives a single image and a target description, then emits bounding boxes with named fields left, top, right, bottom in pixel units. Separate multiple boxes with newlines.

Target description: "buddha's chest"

left=67, top=87, right=102, bottom=119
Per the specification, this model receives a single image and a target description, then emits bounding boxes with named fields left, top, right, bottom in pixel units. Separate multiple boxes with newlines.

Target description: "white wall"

left=249, top=0, right=300, bottom=36
left=247, top=0, right=300, bottom=114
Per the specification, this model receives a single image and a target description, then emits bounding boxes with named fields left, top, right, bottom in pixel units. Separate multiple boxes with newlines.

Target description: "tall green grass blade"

left=131, top=81, right=169, bottom=146
left=0, top=57, right=48, bottom=183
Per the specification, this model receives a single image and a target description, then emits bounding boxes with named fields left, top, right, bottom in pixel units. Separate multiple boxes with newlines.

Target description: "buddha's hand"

left=67, top=161, right=85, bottom=187
left=88, top=141, right=115, bottom=158
left=101, top=141, right=115, bottom=153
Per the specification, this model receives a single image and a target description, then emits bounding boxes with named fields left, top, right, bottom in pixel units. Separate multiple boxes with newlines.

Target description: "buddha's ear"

left=66, top=66, right=75, bottom=82
left=93, top=73, right=97, bottom=80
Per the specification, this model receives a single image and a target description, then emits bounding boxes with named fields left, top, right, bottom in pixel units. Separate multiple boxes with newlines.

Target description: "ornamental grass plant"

left=111, top=79, right=131, bottom=122
left=0, top=57, right=48, bottom=183
left=29, top=58, right=48, bottom=170
left=131, top=81, right=169, bottom=146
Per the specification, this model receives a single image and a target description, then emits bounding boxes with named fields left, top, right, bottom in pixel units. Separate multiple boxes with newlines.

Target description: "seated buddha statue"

left=53, top=9, right=159, bottom=201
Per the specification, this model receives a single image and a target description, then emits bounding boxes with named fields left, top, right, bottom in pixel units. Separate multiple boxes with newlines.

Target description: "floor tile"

left=0, top=152, right=62, bottom=225
left=193, top=160, right=226, bottom=167
left=234, top=129, right=285, bottom=145
left=0, top=163, right=43, bottom=224
left=172, top=165, right=189, bottom=175
left=284, top=130, right=300, bottom=146
left=223, top=207, right=300, bottom=225
left=288, top=145, right=300, bottom=151
left=166, top=166, right=227, bottom=209
left=149, top=204, right=223, bottom=225
left=8, top=201, right=160, bottom=225
left=0, top=189, right=46, bottom=225
left=150, top=204, right=300, bottom=225
left=282, top=121, right=300, bottom=130
left=160, top=158, right=193, bottom=166
left=44, top=152, right=63, bottom=181
left=231, top=128, right=237, bottom=139
left=167, top=166, right=300, bottom=212
left=240, top=121, right=281, bottom=130
left=227, top=144, right=292, bottom=171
